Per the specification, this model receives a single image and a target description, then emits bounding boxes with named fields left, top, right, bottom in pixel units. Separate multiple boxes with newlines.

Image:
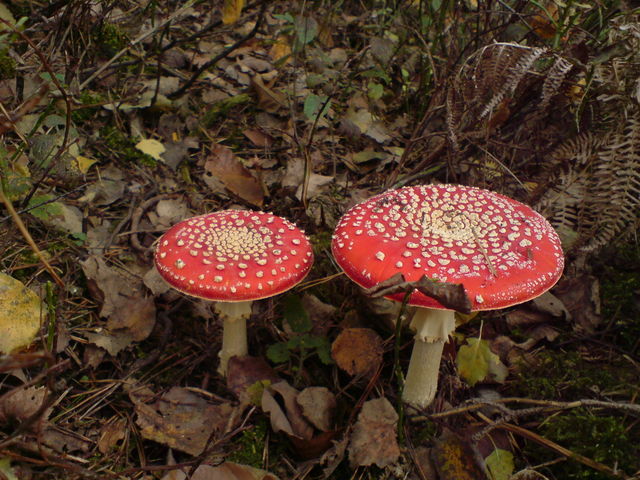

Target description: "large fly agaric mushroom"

left=331, top=184, right=564, bottom=408
left=155, top=210, right=314, bottom=375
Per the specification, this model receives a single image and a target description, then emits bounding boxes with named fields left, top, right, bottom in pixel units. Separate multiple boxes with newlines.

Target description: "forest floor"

left=0, top=1, right=639, bottom=479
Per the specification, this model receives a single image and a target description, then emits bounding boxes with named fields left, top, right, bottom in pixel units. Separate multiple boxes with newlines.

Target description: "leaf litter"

left=1, top=0, right=639, bottom=478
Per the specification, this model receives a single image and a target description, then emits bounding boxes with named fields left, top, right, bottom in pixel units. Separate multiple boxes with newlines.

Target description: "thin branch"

left=0, top=188, right=64, bottom=288
left=168, top=0, right=268, bottom=99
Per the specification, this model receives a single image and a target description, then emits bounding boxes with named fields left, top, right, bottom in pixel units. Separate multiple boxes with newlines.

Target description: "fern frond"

left=539, top=57, right=574, bottom=112
left=479, top=46, right=547, bottom=119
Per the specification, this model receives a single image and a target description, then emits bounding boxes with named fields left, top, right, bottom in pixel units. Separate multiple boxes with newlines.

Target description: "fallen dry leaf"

left=0, top=272, right=42, bottom=354
left=98, top=417, right=127, bottom=454
left=135, top=138, right=166, bottom=161
left=161, top=462, right=279, bottom=480
left=130, top=385, right=236, bottom=456
left=243, top=128, right=273, bottom=148
left=251, top=75, right=287, bottom=113
left=78, top=165, right=125, bottom=206
left=81, top=256, right=156, bottom=356
left=269, top=36, right=292, bottom=64
left=456, top=337, right=508, bottom=386
left=431, top=431, right=486, bottom=480
left=0, top=385, right=51, bottom=432
left=348, top=397, right=400, bottom=468
left=204, top=144, right=264, bottom=207
left=553, top=275, right=601, bottom=332
left=42, top=427, right=92, bottom=454
left=331, top=328, right=383, bottom=377
left=262, top=381, right=313, bottom=441
left=531, top=291, right=569, bottom=318
left=296, top=387, right=336, bottom=432
left=227, top=356, right=280, bottom=405
left=222, top=0, right=244, bottom=25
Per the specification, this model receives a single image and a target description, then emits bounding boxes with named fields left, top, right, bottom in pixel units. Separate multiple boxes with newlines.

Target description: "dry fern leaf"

left=536, top=15, right=640, bottom=253
left=537, top=114, right=640, bottom=252
left=539, top=56, right=574, bottom=111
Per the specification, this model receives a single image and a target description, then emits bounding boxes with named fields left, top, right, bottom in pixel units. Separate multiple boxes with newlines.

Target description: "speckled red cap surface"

left=331, top=184, right=564, bottom=311
left=155, top=210, right=314, bottom=302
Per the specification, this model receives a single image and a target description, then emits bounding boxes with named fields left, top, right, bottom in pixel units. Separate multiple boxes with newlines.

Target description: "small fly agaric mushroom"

left=331, top=184, right=564, bottom=408
left=155, top=210, right=314, bottom=375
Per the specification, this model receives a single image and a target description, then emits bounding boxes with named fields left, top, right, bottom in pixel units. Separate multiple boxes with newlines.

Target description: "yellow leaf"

left=222, top=0, right=245, bottom=25
left=72, top=155, right=98, bottom=174
left=269, top=36, right=292, bottom=65
left=135, top=138, right=166, bottom=161
left=456, top=338, right=508, bottom=386
left=0, top=273, right=43, bottom=354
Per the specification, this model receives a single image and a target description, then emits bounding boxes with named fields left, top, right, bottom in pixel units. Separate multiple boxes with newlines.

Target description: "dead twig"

left=364, top=272, right=472, bottom=313
left=168, top=0, right=269, bottom=99
left=0, top=188, right=65, bottom=287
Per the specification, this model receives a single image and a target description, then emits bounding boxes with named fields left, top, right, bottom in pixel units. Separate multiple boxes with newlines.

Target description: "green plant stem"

left=394, top=290, right=412, bottom=444
left=45, top=281, right=57, bottom=355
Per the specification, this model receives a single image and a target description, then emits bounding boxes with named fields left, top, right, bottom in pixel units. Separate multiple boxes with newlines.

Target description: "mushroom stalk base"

left=215, top=301, right=252, bottom=376
left=402, top=308, right=456, bottom=409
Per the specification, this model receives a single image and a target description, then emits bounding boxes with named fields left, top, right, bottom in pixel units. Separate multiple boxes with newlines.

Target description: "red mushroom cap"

left=331, top=184, right=564, bottom=311
left=154, top=210, right=314, bottom=302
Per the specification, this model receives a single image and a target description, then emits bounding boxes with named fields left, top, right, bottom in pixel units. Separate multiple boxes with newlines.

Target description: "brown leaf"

left=553, top=275, right=601, bottom=332
left=348, top=397, right=400, bottom=468
left=41, top=428, right=91, bottom=453
left=431, top=431, right=488, bottom=480
left=251, top=75, right=287, bottom=113
left=331, top=328, right=383, bottom=377
left=320, top=434, right=349, bottom=477
left=161, top=462, right=279, bottom=480
left=107, top=295, right=156, bottom=341
left=227, top=356, right=280, bottom=404
left=296, top=387, right=336, bottom=432
left=130, top=385, right=236, bottom=455
left=80, top=256, right=156, bottom=355
left=204, top=144, right=264, bottom=207
left=531, top=291, right=570, bottom=318
left=412, top=447, right=438, bottom=480
left=0, top=385, right=51, bottom=432
left=98, top=417, right=127, bottom=454
left=243, top=128, right=273, bottom=148
left=261, top=381, right=313, bottom=440
left=505, top=308, right=550, bottom=328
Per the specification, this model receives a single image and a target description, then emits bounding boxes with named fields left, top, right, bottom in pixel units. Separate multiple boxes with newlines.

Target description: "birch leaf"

left=0, top=273, right=42, bottom=354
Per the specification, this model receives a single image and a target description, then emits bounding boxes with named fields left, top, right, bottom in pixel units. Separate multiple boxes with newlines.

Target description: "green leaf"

left=283, top=294, right=311, bottom=333
left=485, top=449, right=514, bottom=480
left=28, top=194, right=63, bottom=222
left=456, top=337, right=508, bottom=386
left=314, top=337, right=333, bottom=365
left=0, top=457, right=18, bottom=480
left=368, top=82, right=384, bottom=100
left=303, top=94, right=330, bottom=122
left=273, top=12, right=294, bottom=23
left=293, top=15, right=318, bottom=49
left=266, top=342, right=290, bottom=364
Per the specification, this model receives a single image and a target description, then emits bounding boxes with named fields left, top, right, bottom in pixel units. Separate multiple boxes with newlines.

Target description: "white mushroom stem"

left=214, top=301, right=253, bottom=376
left=402, top=307, right=456, bottom=409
